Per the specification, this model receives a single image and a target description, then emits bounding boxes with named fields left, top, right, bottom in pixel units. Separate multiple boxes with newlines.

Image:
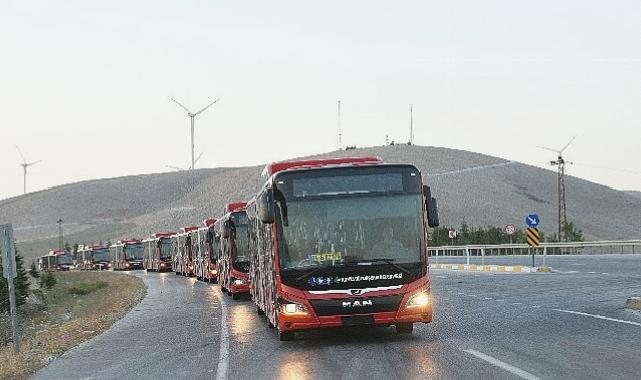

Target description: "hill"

left=2, top=145, right=640, bottom=263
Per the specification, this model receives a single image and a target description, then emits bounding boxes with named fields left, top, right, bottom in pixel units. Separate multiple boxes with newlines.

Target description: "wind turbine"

left=538, top=135, right=577, bottom=241
left=16, top=146, right=42, bottom=195
left=169, top=97, right=219, bottom=170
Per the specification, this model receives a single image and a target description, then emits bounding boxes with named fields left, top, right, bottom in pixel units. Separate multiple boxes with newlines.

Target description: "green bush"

left=68, top=281, right=108, bottom=295
left=29, top=261, right=40, bottom=278
left=39, top=272, right=57, bottom=289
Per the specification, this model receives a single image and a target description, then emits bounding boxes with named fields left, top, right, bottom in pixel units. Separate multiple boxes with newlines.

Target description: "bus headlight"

left=210, top=269, right=218, bottom=275
left=280, top=301, right=308, bottom=315
left=233, top=279, right=245, bottom=285
left=406, top=291, right=430, bottom=308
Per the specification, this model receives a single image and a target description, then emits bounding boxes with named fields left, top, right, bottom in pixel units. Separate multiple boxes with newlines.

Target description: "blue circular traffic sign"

left=525, top=213, right=540, bottom=228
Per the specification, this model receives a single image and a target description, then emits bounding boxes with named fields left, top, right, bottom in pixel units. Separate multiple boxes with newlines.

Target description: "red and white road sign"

left=448, top=229, right=457, bottom=239
left=504, top=224, right=517, bottom=235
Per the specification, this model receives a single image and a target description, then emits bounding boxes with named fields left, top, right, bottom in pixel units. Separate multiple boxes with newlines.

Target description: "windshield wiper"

left=350, top=258, right=411, bottom=275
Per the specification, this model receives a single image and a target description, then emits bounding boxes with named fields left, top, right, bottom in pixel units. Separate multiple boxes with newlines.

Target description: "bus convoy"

left=37, top=157, right=440, bottom=340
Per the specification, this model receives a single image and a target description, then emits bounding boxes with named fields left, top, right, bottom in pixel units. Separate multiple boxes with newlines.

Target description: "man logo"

left=342, top=300, right=373, bottom=308
left=350, top=289, right=363, bottom=295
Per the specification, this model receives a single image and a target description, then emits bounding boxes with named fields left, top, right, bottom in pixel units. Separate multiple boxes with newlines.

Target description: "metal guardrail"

left=428, top=240, right=641, bottom=267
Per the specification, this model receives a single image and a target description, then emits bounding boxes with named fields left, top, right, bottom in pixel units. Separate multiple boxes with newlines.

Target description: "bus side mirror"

left=423, top=185, right=440, bottom=228
left=221, top=221, right=230, bottom=239
left=258, top=189, right=274, bottom=224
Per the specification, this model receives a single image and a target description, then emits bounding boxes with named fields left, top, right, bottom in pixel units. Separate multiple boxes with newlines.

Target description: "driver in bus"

left=371, top=225, right=409, bottom=259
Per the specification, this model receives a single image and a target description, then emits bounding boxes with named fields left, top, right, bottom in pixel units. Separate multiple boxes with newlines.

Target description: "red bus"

left=247, top=157, right=440, bottom=340
left=219, top=202, right=250, bottom=300
left=172, top=226, right=199, bottom=276
left=193, top=218, right=220, bottom=282
left=78, top=245, right=112, bottom=270
left=39, top=249, right=74, bottom=271
left=110, top=239, right=144, bottom=270
left=143, top=232, right=176, bottom=272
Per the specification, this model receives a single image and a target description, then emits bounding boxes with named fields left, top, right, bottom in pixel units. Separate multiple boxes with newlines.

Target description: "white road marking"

left=464, top=349, right=540, bottom=380
left=531, top=305, right=540, bottom=308
left=588, top=272, right=596, bottom=274
left=601, top=273, right=609, bottom=275
left=553, top=309, right=641, bottom=327
left=215, top=288, right=230, bottom=380
left=483, top=297, right=493, bottom=300
left=512, top=302, right=523, bottom=305
left=495, top=299, right=505, bottom=302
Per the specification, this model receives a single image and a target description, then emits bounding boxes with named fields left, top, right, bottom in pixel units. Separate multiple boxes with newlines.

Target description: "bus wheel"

left=278, top=330, right=295, bottom=341
left=227, top=290, right=232, bottom=297
left=395, top=323, right=414, bottom=334
left=232, top=292, right=241, bottom=300
left=256, top=305, right=265, bottom=315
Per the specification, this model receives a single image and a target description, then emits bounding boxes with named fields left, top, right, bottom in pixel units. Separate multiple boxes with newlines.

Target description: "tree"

left=562, top=221, right=584, bottom=242
left=29, top=261, right=40, bottom=278
left=0, top=246, right=31, bottom=312
left=64, top=241, right=71, bottom=252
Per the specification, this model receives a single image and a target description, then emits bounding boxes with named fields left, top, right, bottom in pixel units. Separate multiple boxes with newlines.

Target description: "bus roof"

left=180, top=226, right=200, bottom=233
left=48, top=249, right=71, bottom=256
left=225, top=202, right=246, bottom=214
left=203, top=218, right=217, bottom=227
left=117, top=239, right=142, bottom=245
left=262, top=156, right=383, bottom=177
left=152, top=232, right=175, bottom=239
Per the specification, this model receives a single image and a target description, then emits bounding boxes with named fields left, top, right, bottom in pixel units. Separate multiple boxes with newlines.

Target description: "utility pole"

left=169, top=97, right=219, bottom=170
left=409, top=104, right=414, bottom=145
left=2, top=224, right=20, bottom=354
left=337, top=100, right=342, bottom=150
left=57, top=219, right=63, bottom=250
left=539, top=136, right=576, bottom=241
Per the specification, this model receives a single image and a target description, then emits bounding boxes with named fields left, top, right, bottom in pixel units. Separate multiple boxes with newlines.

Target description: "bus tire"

left=232, top=292, right=241, bottom=300
left=395, top=323, right=414, bottom=334
left=227, top=290, right=232, bottom=297
left=256, top=305, right=264, bottom=315
left=278, top=330, right=295, bottom=341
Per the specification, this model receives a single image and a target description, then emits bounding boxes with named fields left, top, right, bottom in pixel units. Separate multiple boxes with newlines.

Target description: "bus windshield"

left=126, top=244, right=144, bottom=260
left=277, top=194, right=423, bottom=270
left=231, top=212, right=249, bottom=264
left=92, top=249, right=110, bottom=262
left=57, top=254, right=73, bottom=265
left=159, top=239, right=173, bottom=260
left=273, top=166, right=424, bottom=271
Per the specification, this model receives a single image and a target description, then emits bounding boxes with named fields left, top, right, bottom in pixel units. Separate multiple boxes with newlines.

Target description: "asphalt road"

left=32, top=255, right=641, bottom=380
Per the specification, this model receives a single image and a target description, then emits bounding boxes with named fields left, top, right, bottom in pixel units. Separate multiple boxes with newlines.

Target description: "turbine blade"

left=536, top=146, right=560, bottom=154
left=169, top=97, right=192, bottom=114
left=194, top=152, right=204, bottom=164
left=27, top=160, right=42, bottom=166
left=15, top=145, right=27, bottom=163
left=559, top=135, right=577, bottom=154
left=193, top=98, right=219, bottom=116
left=165, top=165, right=183, bottom=171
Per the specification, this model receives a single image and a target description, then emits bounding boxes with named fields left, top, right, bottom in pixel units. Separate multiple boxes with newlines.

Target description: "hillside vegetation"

left=2, top=145, right=640, bottom=263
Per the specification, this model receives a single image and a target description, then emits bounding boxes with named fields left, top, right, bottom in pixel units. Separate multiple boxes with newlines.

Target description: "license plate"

left=341, top=314, right=375, bottom=327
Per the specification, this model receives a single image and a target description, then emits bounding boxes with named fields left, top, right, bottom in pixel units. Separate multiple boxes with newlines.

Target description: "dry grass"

left=0, top=271, right=146, bottom=380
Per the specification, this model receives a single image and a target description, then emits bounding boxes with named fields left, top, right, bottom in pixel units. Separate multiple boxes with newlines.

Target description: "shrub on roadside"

left=29, top=261, right=40, bottom=278
left=39, top=272, right=57, bottom=289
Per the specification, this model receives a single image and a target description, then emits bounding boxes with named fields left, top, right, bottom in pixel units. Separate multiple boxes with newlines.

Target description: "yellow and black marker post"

left=526, top=227, right=540, bottom=247
left=527, top=227, right=540, bottom=267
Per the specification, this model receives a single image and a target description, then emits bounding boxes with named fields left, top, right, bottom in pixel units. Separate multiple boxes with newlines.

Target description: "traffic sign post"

left=504, top=224, right=517, bottom=246
left=1, top=224, right=20, bottom=354
left=448, top=229, right=457, bottom=246
left=527, top=227, right=540, bottom=268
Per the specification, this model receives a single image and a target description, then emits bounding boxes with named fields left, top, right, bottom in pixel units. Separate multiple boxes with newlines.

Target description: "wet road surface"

left=32, top=255, right=641, bottom=379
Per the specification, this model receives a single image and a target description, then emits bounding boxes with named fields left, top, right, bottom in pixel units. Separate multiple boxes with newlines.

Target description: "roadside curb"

left=430, top=263, right=540, bottom=273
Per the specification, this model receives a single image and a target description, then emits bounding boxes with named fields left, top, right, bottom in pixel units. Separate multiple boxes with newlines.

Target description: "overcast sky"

left=1, top=0, right=640, bottom=200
